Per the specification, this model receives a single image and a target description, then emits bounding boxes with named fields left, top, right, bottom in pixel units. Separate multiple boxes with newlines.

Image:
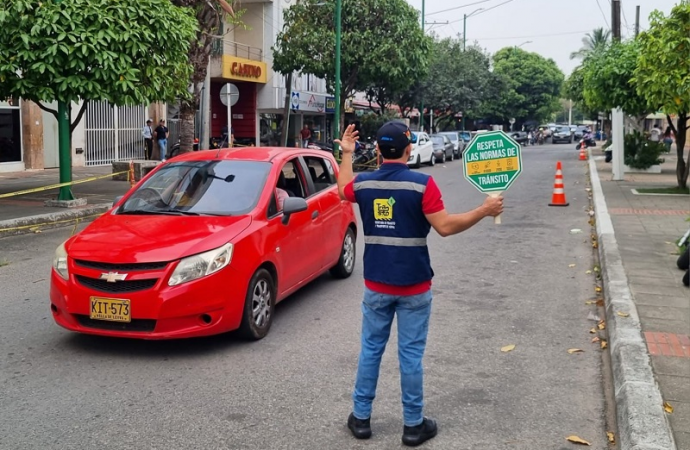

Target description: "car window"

left=119, top=160, right=271, bottom=216
left=430, top=136, right=444, bottom=145
left=304, top=156, right=336, bottom=194
left=269, top=158, right=309, bottom=218
left=444, top=133, right=458, bottom=142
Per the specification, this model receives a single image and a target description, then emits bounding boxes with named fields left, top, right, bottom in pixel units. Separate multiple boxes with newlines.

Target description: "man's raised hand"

left=334, top=124, right=359, bottom=155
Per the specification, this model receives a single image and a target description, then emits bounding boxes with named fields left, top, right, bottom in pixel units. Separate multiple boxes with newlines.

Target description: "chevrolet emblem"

left=100, top=272, right=128, bottom=283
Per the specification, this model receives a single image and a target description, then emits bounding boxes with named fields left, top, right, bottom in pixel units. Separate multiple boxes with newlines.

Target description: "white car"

left=407, top=132, right=435, bottom=168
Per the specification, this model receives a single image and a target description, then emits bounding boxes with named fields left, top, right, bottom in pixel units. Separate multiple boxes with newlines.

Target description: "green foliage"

left=0, top=0, right=197, bottom=106
left=422, top=40, right=494, bottom=123
left=570, top=28, right=610, bottom=60
left=581, top=40, right=650, bottom=116
left=358, top=112, right=398, bottom=140
left=272, top=0, right=430, bottom=117
left=634, top=2, right=690, bottom=188
left=491, top=48, right=564, bottom=124
left=624, top=131, right=665, bottom=170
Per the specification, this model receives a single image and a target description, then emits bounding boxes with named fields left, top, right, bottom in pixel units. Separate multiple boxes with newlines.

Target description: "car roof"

left=168, top=147, right=334, bottom=164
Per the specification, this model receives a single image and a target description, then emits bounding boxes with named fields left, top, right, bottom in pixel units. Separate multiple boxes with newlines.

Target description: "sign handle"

left=489, top=192, right=503, bottom=225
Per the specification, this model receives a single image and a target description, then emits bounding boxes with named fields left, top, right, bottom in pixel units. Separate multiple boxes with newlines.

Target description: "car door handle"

left=312, top=210, right=319, bottom=220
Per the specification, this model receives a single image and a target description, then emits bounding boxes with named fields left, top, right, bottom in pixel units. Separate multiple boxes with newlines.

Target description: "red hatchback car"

left=50, top=148, right=357, bottom=340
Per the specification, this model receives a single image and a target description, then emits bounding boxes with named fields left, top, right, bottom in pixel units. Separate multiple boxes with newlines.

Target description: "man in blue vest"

left=336, top=121, right=503, bottom=446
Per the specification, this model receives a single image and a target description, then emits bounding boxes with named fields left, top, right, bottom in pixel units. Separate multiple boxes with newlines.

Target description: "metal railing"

left=211, top=38, right=263, bottom=61
left=84, top=101, right=146, bottom=166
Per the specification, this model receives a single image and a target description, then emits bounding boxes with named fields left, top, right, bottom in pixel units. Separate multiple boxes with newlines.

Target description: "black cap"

left=376, top=121, right=411, bottom=150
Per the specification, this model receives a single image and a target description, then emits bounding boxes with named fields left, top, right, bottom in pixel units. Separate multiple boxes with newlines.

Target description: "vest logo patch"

left=373, top=197, right=395, bottom=221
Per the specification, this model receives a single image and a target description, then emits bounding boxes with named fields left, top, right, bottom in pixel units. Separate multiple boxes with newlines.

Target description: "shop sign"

left=222, top=56, right=267, bottom=83
left=291, top=91, right=334, bottom=113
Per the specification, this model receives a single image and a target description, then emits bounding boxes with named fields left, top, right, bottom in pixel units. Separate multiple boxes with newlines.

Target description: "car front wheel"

left=238, top=268, right=276, bottom=340
left=330, top=228, right=356, bottom=279
left=429, top=153, right=435, bottom=166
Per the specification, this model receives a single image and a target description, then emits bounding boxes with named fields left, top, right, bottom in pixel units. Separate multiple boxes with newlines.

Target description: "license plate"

left=89, top=297, right=131, bottom=323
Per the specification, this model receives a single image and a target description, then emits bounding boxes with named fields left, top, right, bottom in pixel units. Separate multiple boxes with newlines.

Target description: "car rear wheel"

left=238, top=268, right=275, bottom=340
left=330, top=228, right=356, bottom=279
left=449, top=151, right=454, bottom=161
left=429, top=153, right=435, bottom=166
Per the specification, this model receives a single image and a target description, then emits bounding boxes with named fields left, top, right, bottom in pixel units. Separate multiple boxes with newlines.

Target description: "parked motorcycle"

left=169, top=138, right=199, bottom=158
left=352, top=142, right=379, bottom=171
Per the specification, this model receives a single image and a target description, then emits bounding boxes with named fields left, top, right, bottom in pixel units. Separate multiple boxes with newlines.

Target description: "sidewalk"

left=0, top=167, right=131, bottom=236
left=591, top=150, right=689, bottom=449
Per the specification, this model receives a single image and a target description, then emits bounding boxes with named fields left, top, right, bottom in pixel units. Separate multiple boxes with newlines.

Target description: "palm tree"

left=570, top=28, right=611, bottom=60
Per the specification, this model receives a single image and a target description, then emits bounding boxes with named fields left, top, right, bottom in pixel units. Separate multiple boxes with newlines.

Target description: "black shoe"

left=347, top=413, right=372, bottom=439
left=402, top=417, right=438, bottom=447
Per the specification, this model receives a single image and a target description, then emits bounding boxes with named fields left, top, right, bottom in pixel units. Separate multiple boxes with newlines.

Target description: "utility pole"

left=611, top=0, right=624, bottom=180
left=334, top=0, right=342, bottom=151
left=419, top=0, right=425, bottom=132
left=53, top=0, right=74, bottom=201
left=281, top=73, right=293, bottom=147
left=463, top=14, right=467, bottom=51
left=635, top=5, right=640, bottom=37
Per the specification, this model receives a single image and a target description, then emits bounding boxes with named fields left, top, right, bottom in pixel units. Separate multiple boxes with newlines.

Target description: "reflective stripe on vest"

left=353, top=180, right=427, bottom=194
left=363, top=236, right=427, bottom=247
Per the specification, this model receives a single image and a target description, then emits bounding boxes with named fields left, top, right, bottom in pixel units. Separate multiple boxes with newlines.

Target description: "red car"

left=50, top=148, right=357, bottom=340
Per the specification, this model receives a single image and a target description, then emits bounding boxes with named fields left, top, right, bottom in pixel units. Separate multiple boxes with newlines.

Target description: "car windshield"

left=557, top=127, right=570, bottom=133
left=441, top=133, right=458, bottom=142
left=430, top=136, right=444, bottom=145
left=118, top=160, right=271, bottom=216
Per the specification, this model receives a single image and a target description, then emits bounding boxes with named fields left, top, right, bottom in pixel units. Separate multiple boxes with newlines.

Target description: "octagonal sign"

left=463, top=131, right=522, bottom=193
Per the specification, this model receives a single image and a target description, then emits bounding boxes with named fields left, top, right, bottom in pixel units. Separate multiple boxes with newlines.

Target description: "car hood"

left=66, top=214, right=252, bottom=263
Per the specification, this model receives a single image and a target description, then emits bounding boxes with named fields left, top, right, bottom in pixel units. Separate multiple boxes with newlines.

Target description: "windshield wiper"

left=119, top=209, right=198, bottom=216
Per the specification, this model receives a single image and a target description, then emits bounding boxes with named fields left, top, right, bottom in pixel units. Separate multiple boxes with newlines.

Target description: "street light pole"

left=333, top=0, right=342, bottom=151
left=419, top=0, right=425, bottom=132
left=463, top=14, right=467, bottom=51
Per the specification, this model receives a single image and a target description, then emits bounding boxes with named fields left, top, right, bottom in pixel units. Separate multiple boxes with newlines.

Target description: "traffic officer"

left=336, top=121, right=503, bottom=446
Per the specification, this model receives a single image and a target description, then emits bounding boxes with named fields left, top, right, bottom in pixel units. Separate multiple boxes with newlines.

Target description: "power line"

left=465, top=29, right=593, bottom=41
left=594, top=0, right=610, bottom=28
left=446, top=0, right=515, bottom=24
left=426, top=0, right=494, bottom=17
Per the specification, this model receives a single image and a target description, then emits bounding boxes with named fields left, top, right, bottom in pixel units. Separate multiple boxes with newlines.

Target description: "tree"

left=491, top=47, right=564, bottom=126
left=581, top=40, right=652, bottom=121
left=420, top=40, right=495, bottom=130
left=170, top=0, right=243, bottom=153
left=634, top=3, right=690, bottom=189
left=0, top=0, right=196, bottom=126
left=0, top=0, right=196, bottom=197
left=570, top=27, right=610, bottom=60
left=272, top=0, right=431, bottom=132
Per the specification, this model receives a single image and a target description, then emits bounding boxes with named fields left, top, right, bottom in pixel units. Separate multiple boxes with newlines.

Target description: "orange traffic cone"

left=579, top=141, right=587, bottom=161
left=548, top=161, right=569, bottom=207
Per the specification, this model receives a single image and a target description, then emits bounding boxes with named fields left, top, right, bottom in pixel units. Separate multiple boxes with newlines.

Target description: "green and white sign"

left=463, top=131, right=522, bottom=193
left=462, top=131, right=522, bottom=224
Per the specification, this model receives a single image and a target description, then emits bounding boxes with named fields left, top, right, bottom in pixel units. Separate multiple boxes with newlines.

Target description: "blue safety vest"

left=353, top=163, right=434, bottom=286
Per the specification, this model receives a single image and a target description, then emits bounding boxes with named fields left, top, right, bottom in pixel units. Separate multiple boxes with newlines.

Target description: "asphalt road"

left=0, top=143, right=609, bottom=450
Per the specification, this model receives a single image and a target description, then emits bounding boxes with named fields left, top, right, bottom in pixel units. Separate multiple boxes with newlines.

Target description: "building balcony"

left=211, top=38, right=263, bottom=61
left=209, top=38, right=267, bottom=84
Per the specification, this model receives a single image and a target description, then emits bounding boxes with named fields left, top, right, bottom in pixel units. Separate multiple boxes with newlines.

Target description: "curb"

left=0, top=203, right=112, bottom=237
left=588, top=155, right=677, bottom=450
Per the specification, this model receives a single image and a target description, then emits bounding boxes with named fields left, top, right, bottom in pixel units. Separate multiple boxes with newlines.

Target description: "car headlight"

left=168, top=243, right=233, bottom=286
left=53, top=241, right=69, bottom=280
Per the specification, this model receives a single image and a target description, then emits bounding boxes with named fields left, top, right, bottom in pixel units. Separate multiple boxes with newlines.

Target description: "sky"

left=404, top=0, right=679, bottom=75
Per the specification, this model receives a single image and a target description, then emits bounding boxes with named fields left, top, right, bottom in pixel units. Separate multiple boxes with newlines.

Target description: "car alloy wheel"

left=429, top=153, right=435, bottom=166
left=441, top=152, right=446, bottom=163
left=330, top=228, right=356, bottom=279
left=239, top=268, right=275, bottom=340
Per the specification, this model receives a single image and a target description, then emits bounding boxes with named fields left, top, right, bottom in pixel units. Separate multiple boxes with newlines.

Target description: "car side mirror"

left=281, top=197, right=308, bottom=225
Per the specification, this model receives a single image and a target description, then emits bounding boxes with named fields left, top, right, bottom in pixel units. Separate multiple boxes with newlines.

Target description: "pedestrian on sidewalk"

left=142, top=119, right=154, bottom=160
left=300, top=124, right=312, bottom=148
left=650, top=124, right=661, bottom=143
left=663, top=126, right=674, bottom=153
left=154, top=119, right=169, bottom=161
left=336, top=121, right=503, bottom=447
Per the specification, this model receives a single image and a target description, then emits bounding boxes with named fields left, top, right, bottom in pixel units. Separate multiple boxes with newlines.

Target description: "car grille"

left=75, top=315, right=156, bottom=333
left=75, top=275, right=157, bottom=293
left=75, top=260, right=169, bottom=272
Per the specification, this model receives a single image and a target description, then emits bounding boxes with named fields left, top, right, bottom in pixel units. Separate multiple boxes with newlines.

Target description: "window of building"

left=0, top=98, right=22, bottom=164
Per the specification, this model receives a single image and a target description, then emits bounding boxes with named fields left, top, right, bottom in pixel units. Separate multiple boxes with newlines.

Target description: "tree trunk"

left=179, top=102, right=196, bottom=154
left=675, top=115, right=689, bottom=190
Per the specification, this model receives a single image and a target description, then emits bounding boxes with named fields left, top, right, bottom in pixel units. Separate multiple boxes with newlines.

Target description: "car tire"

left=678, top=247, right=689, bottom=270
left=429, top=153, right=435, bottom=166
left=441, top=152, right=446, bottom=164
left=450, top=151, right=454, bottom=161
left=414, top=155, right=421, bottom=169
left=330, top=227, right=356, bottom=279
left=238, top=268, right=276, bottom=341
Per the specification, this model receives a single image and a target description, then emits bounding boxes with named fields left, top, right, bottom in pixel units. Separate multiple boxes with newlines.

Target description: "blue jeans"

left=158, top=139, right=167, bottom=160
left=353, top=287, right=432, bottom=427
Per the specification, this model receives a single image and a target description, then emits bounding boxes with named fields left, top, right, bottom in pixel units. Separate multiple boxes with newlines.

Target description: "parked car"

left=509, top=131, right=529, bottom=145
left=552, top=126, right=573, bottom=144
left=50, top=148, right=358, bottom=340
left=407, top=131, right=435, bottom=168
left=437, top=131, right=464, bottom=159
left=430, top=134, right=454, bottom=163
left=459, top=131, right=472, bottom=145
